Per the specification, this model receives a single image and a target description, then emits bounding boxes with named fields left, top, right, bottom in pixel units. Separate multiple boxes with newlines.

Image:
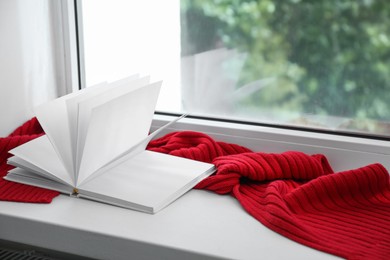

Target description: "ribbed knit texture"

left=0, top=118, right=59, bottom=202
left=148, top=131, right=390, bottom=260
left=1, top=122, right=390, bottom=259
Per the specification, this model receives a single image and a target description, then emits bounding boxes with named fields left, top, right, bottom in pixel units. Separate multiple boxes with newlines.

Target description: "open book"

left=5, top=76, right=215, bottom=214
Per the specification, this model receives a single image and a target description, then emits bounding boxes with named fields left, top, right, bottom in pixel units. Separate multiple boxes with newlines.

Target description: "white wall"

left=0, top=0, right=62, bottom=136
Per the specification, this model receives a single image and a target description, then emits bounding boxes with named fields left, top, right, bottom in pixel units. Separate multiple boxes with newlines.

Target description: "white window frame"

left=53, top=0, right=82, bottom=95
left=64, top=1, right=390, bottom=173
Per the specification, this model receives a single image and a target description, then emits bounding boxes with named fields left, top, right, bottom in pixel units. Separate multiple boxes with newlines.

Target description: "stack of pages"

left=5, top=76, right=215, bottom=213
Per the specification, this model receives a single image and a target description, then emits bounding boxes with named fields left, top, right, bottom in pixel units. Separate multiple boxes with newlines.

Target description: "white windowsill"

left=0, top=190, right=340, bottom=260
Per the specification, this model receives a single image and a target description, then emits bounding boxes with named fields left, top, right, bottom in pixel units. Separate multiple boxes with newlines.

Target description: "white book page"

left=8, top=136, right=72, bottom=186
left=75, top=76, right=150, bottom=176
left=35, top=79, right=129, bottom=179
left=5, top=168, right=73, bottom=195
left=7, top=156, right=70, bottom=186
left=77, top=81, right=161, bottom=185
left=78, top=114, right=188, bottom=186
left=34, top=89, right=90, bottom=177
left=66, top=81, right=109, bottom=172
left=34, top=98, right=73, bottom=176
left=78, top=150, right=215, bottom=213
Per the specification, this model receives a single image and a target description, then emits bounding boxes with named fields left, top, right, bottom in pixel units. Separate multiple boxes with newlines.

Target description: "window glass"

left=82, top=0, right=390, bottom=137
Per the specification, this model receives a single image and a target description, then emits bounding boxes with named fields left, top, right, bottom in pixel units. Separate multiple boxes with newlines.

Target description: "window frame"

left=54, top=0, right=81, bottom=94
left=67, top=0, right=390, bottom=172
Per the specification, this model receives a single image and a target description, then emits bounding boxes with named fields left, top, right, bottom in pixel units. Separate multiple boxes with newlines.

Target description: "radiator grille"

left=0, top=247, right=57, bottom=260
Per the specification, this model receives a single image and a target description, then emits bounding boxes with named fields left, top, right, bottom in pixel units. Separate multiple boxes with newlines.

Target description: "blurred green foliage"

left=181, top=0, right=390, bottom=123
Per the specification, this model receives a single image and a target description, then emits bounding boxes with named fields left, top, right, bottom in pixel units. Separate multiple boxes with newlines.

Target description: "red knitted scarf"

left=0, top=118, right=59, bottom=202
left=1, top=119, right=389, bottom=259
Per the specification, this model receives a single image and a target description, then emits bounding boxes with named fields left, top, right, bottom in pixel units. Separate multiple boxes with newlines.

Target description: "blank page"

left=77, top=82, right=161, bottom=185
left=9, top=135, right=72, bottom=185
left=75, top=76, right=150, bottom=177
left=78, top=150, right=215, bottom=213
